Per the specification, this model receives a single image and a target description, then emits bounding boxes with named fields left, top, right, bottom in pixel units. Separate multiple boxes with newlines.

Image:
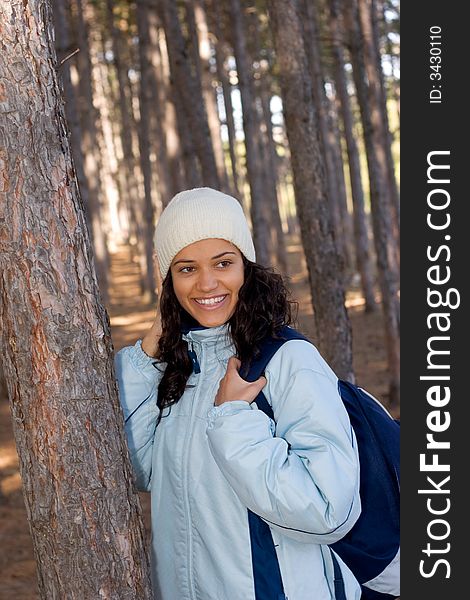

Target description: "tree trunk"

left=92, top=35, right=129, bottom=242
left=268, top=0, right=354, bottom=382
left=329, top=0, right=376, bottom=311
left=391, top=53, right=400, bottom=122
left=53, top=0, right=110, bottom=306
left=106, top=0, right=155, bottom=301
left=212, top=0, right=241, bottom=199
left=0, top=1, right=152, bottom=597
left=345, top=0, right=400, bottom=405
left=160, top=0, right=219, bottom=189
left=155, top=12, right=201, bottom=191
left=379, top=0, right=400, bottom=124
left=185, top=0, right=204, bottom=84
left=370, top=0, right=400, bottom=224
left=147, top=3, right=180, bottom=205
left=229, top=0, right=272, bottom=267
left=193, top=0, right=230, bottom=192
left=72, top=0, right=111, bottom=304
left=304, top=0, right=355, bottom=276
left=300, top=0, right=346, bottom=272
left=249, top=4, right=288, bottom=274
left=258, top=75, right=288, bottom=274
left=326, top=89, right=355, bottom=273
left=357, top=0, right=400, bottom=239
left=52, top=0, right=91, bottom=231
left=136, top=0, right=158, bottom=303
left=100, top=30, right=127, bottom=210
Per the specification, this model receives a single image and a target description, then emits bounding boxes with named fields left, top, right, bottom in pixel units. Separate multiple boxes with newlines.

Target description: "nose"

left=196, top=267, right=218, bottom=292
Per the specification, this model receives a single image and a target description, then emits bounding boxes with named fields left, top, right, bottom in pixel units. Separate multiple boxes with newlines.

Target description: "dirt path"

left=0, top=241, right=394, bottom=599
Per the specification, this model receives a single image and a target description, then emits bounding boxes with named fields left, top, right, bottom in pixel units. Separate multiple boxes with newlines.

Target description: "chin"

left=187, top=306, right=234, bottom=328
left=194, top=315, right=228, bottom=328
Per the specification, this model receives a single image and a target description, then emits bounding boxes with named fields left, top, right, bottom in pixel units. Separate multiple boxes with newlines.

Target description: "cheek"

left=231, top=270, right=245, bottom=300
left=172, top=279, right=189, bottom=307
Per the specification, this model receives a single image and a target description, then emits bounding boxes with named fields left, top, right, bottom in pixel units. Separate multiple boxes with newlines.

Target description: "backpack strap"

left=331, top=551, right=347, bottom=600
left=242, top=326, right=309, bottom=420
left=243, top=327, right=348, bottom=598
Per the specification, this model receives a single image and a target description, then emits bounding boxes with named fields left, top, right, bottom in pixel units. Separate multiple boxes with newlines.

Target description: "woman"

left=115, top=187, right=361, bottom=600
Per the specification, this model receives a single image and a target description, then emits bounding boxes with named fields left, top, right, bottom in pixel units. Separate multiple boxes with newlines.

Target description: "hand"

left=214, top=357, right=267, bottom=406
left=141, top=254, right=163, bottom=358
left=141, top=313, right=162, bottom=358
left=153, top=252, right=163, bottom=300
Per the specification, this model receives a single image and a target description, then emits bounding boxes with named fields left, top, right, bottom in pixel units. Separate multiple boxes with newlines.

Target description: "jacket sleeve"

left=206, top=340, right=361, bottom=544
left=114, top=340, right=163, bottom=492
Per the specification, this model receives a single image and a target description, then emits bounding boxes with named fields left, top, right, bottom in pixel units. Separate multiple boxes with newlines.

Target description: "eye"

left=179, top=266, right=196, bottom=273
left=216, top=260, right=233, bottom=268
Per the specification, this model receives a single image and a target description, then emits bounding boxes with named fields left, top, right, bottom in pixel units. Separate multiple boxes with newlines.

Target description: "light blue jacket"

left=115, top=324, right=361, bottom=599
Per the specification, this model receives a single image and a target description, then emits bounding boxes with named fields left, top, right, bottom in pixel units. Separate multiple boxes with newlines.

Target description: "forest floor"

left=0, top=238, right=397, bottom=599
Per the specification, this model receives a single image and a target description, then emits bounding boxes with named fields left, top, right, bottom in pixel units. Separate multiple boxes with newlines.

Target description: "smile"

left=193, top=295, right=228, bottom=307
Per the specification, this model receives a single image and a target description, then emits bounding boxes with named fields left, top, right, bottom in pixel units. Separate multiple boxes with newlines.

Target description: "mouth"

left=192, top=294, right=228, bottom=310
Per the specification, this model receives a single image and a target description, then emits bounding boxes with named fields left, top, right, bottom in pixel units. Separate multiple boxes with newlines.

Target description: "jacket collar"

left=182, top=322, right=232, bottom=346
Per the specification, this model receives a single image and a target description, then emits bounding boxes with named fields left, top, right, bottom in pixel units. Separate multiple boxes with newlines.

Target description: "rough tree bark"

left=52, top=0, right=91, bottom=231
left=0, top=1, right=152, bottom=597
left=268, top=0, right=354, bottom=382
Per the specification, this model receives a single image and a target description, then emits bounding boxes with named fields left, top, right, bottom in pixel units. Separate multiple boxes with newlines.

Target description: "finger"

left=255, top=375, right=267, bottom=391
left=227, top=356, right=241, bottom=371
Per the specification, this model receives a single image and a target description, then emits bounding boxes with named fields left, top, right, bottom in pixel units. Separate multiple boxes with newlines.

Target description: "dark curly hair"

left=155, top=257, right=298, bottom=418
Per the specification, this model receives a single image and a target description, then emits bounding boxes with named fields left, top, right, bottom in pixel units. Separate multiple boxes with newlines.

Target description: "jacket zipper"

left=182, top=339, right=202, bottom=600
left=188, top=342, right=201, bottom=374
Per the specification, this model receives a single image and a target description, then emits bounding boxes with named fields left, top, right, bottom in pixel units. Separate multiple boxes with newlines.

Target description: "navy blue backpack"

left=243, top=326, right=400, bottom=600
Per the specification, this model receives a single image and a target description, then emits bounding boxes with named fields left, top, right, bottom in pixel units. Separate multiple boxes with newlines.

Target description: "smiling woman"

left=170, top=239, right=245, bottom=328
left=113, top=187, right=362, bottom=600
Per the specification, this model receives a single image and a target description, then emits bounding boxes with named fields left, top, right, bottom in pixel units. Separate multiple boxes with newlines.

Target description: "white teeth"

left=194, top=295, right=226, bottom=306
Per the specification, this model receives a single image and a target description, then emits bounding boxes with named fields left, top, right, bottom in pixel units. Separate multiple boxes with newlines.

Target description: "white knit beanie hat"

left=154, top=187, right=256, bottom=278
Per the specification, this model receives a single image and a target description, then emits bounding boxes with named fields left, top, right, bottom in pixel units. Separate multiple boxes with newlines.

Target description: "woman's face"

left=170, top=238, right=245, bottom=328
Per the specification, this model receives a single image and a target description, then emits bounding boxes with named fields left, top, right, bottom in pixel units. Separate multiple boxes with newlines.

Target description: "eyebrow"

left=173, top=251, right=237, bottom=266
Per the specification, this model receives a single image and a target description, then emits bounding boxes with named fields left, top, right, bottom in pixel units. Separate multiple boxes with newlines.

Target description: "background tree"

left=328, top=0, right=376, bottom=311
left=300, top=0, right=349, bottom=277
left=267, top=0, right=354, bottom=381
left=160, top=0, right=220, bottom=189
left=344, top=0, right=400, bottom=405
left=73, top=0, right=111, bottom=302
left=228, top=0, right=273, bottom=266
left=105, top=0, right=155, bottom=301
